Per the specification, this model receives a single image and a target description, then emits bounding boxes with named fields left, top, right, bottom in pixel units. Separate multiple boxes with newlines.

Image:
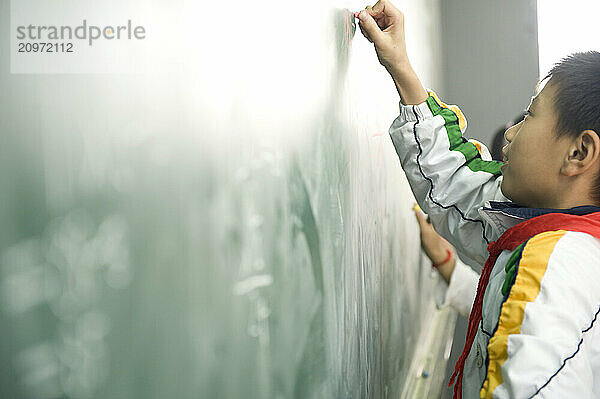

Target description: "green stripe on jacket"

left=426, top=96, right=503, bottom=176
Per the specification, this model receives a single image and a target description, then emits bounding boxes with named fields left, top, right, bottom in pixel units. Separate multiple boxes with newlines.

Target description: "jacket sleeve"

left=434, top=256, right=479, bottom=318
left=388, top=91, right=509, bottom=266
left=481, top=230, right=600, bottom=399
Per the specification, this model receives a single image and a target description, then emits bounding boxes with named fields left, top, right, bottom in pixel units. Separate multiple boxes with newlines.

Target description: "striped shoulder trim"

left=428, top=90, right=467, bottom=132
left=480, top=230, right=568, bottom=399
left=425, top=91, right=503, bottom=176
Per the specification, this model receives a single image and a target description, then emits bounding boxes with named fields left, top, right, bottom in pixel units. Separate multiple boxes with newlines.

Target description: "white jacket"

left=389, top=91, right=600, bottom=398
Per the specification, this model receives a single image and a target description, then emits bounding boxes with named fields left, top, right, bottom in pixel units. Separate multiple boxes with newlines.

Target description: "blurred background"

left=0, top=0, right=598, bottom=398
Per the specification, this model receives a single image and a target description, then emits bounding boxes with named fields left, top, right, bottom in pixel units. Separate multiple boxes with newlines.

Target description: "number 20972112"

left=18, top=42, right=73, bottom=53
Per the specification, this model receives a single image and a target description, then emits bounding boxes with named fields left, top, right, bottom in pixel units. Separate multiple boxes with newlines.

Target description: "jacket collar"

left=478, top=201, right=600, bottom=237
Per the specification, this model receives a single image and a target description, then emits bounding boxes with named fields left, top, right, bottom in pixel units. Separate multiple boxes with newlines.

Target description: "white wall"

left=439, top=0, right=539, bottom=148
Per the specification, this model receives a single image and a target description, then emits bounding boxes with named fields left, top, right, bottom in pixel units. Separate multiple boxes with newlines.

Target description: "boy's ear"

left=562, top=130, right=600, bottom=176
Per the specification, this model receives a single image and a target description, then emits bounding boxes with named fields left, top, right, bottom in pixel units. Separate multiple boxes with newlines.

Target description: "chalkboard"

left=0, top=1, right=449, bottom=398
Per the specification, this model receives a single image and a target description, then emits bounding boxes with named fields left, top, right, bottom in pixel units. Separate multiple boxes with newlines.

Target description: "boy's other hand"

left=414, top=206, right=456, bottom=283
left=357, top=0, right=409, bottom=73
left=414, top=208, right=450, bottom=263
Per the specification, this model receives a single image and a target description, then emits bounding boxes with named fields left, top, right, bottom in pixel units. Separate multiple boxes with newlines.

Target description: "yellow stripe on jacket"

left=480, top=230, right=568, bottom=399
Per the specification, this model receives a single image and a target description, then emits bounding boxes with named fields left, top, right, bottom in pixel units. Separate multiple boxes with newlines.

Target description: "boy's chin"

left=500, top=178, right=533, bottom=207
left=500, top=178, right=524, bottom=205
left=499, top=177, right=513, bottom=202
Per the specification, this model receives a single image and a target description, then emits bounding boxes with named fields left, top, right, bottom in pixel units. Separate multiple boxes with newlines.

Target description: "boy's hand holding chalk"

left=356, top=1, right=407, bottom=71
left=357, top=0, right=428, bottom=105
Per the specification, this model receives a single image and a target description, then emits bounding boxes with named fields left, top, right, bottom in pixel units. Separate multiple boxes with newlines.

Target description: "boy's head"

left=500, top=51, right=600, bottom=209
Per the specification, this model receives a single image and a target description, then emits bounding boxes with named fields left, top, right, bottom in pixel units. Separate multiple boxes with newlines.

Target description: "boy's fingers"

left=414, top=209, right=428, bottom=228
left=372, top=0, right=400, bottom=18
left=372, top=0, right=403, bottom=26
left=366, top=5, right=387, bottom=29
left=367, top=3, right=384, bottom=19
left=358, top=10, right=384, bottom=43
left=358, top=24, right=373, bottom=43
left=358, top=21, right=374, bottom=43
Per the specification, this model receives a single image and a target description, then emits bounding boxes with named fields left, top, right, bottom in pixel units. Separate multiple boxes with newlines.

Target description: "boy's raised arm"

left=359, top=1, right=509, bottom=265
left=357, top=4, right=428, bottom=105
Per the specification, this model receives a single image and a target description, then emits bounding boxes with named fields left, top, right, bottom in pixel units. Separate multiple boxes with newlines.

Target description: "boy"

left=357, top=1, right=600, bottom=398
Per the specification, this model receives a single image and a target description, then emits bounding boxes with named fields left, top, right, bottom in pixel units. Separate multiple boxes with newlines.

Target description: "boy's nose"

left=504, top=122, right=519, bottom=143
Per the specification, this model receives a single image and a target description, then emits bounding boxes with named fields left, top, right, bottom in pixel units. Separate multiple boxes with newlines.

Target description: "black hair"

left=544, top=51, right=600, bottom=138
left=543, top=51, right=600, bottom=203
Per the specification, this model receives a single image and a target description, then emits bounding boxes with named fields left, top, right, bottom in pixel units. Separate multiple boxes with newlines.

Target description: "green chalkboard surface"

left=0, top=1, right=447, bottom=397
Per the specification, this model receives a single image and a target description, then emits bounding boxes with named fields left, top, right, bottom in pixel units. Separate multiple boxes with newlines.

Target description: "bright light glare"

left=537, top=0, right=600, bottom=77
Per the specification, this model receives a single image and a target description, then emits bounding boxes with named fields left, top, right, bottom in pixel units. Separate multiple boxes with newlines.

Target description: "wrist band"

left=432, top=249, right=453, bottom=268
